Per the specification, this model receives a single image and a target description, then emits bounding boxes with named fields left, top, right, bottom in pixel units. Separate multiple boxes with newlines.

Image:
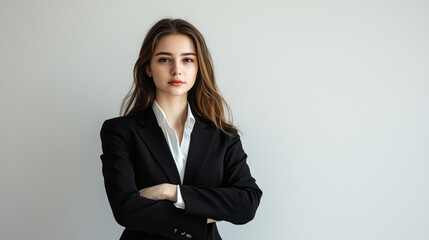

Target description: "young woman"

left=100, top=18, right=262, bottom=240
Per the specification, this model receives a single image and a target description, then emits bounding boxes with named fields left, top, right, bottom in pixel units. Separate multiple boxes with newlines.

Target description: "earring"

left=147, top=73, right=152, bottom=77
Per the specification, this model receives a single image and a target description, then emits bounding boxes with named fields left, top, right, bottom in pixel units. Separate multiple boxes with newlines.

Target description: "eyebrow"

left=154, top=52, right=196, bottom=56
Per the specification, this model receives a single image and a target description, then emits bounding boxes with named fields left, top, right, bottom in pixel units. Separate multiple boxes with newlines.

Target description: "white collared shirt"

left=152, top=100, right=195, bottom=209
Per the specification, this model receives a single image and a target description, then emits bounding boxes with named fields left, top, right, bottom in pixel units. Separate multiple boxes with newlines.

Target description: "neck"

left=155, top=94, right=188, bottom=128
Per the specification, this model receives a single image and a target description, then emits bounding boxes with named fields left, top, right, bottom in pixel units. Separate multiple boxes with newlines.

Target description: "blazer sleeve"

left=180, top=132, right=263, bottom=225
left=100, top=119, right=207, bottom=239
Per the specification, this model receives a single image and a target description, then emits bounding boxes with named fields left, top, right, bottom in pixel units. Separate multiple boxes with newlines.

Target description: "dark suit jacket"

left=100, top=107, right=262, bottom=240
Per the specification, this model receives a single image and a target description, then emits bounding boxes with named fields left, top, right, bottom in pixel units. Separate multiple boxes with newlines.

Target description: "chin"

left=156, top=86, right=192, bottom=98
left=164, top=90, right=189, bottom=97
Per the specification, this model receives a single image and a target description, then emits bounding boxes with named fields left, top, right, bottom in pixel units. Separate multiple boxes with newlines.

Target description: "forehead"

left=154, top=34, right=196, bottom=54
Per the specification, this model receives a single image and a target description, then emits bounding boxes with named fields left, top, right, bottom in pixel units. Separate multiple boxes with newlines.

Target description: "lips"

left=169, top=80, right=184, bottom=83
left=168, top=80, right=185, bottom=86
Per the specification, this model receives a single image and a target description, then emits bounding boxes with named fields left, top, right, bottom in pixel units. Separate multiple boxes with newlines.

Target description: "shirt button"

left=186, top=233, right=192, bottom=238
left=173, top=228, right=178, bottom=234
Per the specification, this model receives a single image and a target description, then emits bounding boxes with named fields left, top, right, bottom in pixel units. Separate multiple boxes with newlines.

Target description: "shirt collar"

left=152, top=100, right=195, bottom=128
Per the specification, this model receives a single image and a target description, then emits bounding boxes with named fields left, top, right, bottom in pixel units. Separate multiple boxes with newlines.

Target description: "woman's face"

left=147, top=34, right=198, bottom=99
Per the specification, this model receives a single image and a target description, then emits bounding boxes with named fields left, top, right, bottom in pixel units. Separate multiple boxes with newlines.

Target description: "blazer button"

left=173, top=228, right=178, bottom=234
left=180, top=231, right=186, bottom=236
left=185, top=233, right=192, bottom=238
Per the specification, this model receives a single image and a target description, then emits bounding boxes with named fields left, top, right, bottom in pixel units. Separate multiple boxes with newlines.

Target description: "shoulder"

left=195, top=115, right=240, bottom=139
left=100, top=113, right=146, bottom=139
left=99, top=114, right=144, bottom=145
left=102, top=114, right=140, bottom=128
left=223, top=126, right=240, bottom=137
left=206, top=121, right=241, bottom=148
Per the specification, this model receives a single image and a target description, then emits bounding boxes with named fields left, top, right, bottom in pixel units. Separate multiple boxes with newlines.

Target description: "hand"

left=207, top=218, right=220, bottom=224
left=139, top=183, right=177, bottom=202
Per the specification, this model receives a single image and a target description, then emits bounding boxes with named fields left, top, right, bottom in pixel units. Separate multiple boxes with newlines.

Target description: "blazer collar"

left=136, top=107, right=214, bottom=185
left=138, top=106, right=207, bottom=129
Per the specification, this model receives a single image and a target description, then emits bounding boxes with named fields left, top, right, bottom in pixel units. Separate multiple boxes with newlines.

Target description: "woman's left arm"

left=179, top=133, right=263, bottom=225
left=137, top=131, right=263, bottom=225
left=138, top=184, right=221, bottom=224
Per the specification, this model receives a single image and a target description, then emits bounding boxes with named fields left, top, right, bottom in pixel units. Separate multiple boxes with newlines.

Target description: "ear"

left=145, top=65, right=152, bottom=77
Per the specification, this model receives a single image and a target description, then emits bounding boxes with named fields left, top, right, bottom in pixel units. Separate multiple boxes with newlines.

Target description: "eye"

left=158, top=58, right=170, bottom=63
left=183, top=58, right=194, bottom=63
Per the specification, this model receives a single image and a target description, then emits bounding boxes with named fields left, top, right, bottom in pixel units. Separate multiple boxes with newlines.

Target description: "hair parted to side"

left=121, top=18, right=238, bottom=135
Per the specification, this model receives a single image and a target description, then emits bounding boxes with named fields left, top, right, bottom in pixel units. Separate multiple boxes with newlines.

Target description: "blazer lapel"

left=184, top=117, right=216, bottom=185
left=136, top=108, right=181, bottom=184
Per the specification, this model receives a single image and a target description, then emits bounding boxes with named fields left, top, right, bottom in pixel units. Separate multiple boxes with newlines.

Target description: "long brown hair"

left=121, top=18, right=238, bottom=134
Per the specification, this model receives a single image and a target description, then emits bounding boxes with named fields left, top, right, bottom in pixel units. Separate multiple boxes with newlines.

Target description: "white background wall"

left=1, top=0, right=428, bottom=239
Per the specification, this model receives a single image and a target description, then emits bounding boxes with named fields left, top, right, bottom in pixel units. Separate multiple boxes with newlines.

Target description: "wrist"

left=162, top=184, right=177, bottom=202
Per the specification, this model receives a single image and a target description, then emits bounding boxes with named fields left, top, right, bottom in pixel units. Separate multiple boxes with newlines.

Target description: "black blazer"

left=100, top=107, right=262, bottom=240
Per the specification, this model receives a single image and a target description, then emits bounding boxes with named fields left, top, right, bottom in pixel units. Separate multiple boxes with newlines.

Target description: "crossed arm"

left=138, top=184, right=219, bottom=224
left=100, top=118, right=261, bottom=238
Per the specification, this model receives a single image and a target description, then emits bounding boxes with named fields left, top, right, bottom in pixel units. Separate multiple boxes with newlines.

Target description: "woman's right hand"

left=207, top=218, right=220, bottom=224
left=139, top=183, right=178, bottom=202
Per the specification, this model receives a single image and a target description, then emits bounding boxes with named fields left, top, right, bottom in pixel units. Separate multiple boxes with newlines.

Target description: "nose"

left=171, top=62, right=182, bottom=76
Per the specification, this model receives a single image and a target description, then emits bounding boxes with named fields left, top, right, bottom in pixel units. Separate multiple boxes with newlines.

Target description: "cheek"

left=190, top=65, right=198, bottom=78
left=151, top=69, right=167, bottom=87
left=188, top=76, right=197, bottom=90
left=194, top=67, right=198, bottom=77
left=152, top=65, right=168, bottom=76
left=189, top=67, right=198, bottom=83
